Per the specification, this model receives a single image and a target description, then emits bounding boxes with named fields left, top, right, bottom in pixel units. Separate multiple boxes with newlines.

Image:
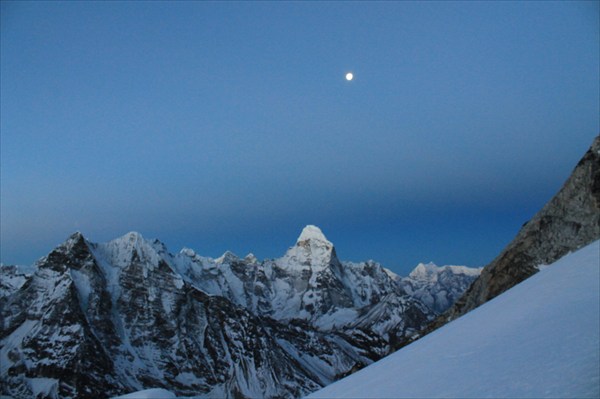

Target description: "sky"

left=1, top=1, right=599, bottom=276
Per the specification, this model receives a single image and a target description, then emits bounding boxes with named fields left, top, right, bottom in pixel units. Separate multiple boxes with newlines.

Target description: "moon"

left=345, top=72, right=353, bottom=81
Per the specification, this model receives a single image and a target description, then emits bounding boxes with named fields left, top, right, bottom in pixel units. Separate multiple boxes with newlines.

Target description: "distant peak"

left=62, top=232, right=89, bottom=253
left=297, top=225, right=331, bottom=244
left=216, top=250, right=239, bottom=264
left=278, top=225, right=339, bottom=270
left=68, top=231, right=85, bottom=241
left=123, top=231, right=144, bottom=241
left=408, top=262, right=441, bottom=278
left=244, top=253, right=258, bottom=264
left=181, top=247, right=196, bottom=258
left=61, top=231, right=89, bottom=253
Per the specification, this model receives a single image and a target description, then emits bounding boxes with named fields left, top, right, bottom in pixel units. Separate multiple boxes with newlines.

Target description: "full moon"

left=345, top=72, right=353, bottom=81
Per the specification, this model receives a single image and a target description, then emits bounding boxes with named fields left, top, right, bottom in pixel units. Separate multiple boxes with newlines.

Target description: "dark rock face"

left=431, top=135, right=600, bottom=328
left=1, top=234, right=123, bottom=398
left=1, top=225, right=478, bottom=398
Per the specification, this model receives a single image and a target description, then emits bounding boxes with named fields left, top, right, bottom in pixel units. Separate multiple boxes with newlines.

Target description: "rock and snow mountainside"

left=398, top=263, right=481, bottom=315
left=309, top=240, right=600, bottom=399
left=434, top=135, right=600, bottom=327
left=0, top=226, right=478, bottom=399
left=169, top=225, right=439, bottom=340
left=0, top=265, right=32, bottom=298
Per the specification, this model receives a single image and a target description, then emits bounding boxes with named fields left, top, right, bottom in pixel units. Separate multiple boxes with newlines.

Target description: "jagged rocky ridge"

left=429, top=135, right=600, bottom=330
left=1, top=226, right=479, bottom=398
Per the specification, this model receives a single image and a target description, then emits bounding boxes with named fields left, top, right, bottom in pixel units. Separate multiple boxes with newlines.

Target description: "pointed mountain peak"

left=297, top=225, right=331, bottom=245
left=97, top=231, right=164, bottom=268
left=63, top=231, right=90, bottom=253
left=216, top=250, right=239, bottom=264
left=409, top=262, right=439, bottom=280
left=107, top=231, right=150, bottom=252
left=244, top=253, right=258, bottom=264
left=180, top=247, right=197, bottom=258
left=37, top=231, right=94, bottom=272
left=278, top=225, right=339, bottom=270
left=68, top=231, right=86, bottom=241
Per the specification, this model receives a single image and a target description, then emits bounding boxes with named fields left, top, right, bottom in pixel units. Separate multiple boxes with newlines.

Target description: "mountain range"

left=0, top=225, right=479, bottom=398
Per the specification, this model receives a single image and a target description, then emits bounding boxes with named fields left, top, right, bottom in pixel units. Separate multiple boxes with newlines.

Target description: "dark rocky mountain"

left=1, top=226, right=478, bottom=398
left=429, top=135, right=600, bottom=330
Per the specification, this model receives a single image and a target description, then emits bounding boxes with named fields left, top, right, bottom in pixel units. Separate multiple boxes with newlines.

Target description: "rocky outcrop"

left=432, top=135, right=600, bottom=327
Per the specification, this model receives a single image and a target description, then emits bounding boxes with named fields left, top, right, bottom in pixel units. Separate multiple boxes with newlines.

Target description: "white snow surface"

left=308, top=240, right=600, bottom=399
left=112, top=388, right=176, bottom=398
left=297, top=225, right=331, bottom=245
left=28, top=378, right=59, bottom=398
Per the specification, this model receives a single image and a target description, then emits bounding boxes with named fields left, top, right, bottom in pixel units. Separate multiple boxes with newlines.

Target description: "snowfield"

left=112, top=388, right=176, bottom=398
left=308, top=240, right=600, bottom=398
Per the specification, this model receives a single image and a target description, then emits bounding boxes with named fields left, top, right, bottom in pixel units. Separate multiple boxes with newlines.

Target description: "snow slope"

left=308, top=240, right=600, bottom=399
left=113, top=388, right=176, bottom=398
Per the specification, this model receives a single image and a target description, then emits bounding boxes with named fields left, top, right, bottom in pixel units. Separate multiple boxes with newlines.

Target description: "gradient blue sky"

left=1, top=1, right=598, bottom=275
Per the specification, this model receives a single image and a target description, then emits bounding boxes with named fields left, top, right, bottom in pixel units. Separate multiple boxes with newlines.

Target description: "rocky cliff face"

left=434, top=135, right=600, bottom=326
left=1, top=226, right=477, bottom=399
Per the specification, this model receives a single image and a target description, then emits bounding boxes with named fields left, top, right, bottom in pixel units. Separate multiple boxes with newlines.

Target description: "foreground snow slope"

left=308, top=240, right=600, bottom=399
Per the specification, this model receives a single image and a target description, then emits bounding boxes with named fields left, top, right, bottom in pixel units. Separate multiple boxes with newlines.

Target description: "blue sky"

left=1, top=1, right=598, bottom=275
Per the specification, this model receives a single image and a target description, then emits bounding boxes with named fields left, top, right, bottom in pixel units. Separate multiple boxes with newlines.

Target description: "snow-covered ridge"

left=408, top=262, right=482, bottom=280
left=308, top=240, right=600, bottom=398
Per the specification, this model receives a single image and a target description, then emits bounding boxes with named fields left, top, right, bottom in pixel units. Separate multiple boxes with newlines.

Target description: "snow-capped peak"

left=69, top=231, right=85, bottom=241
left=297, top=225, right=331, bottom=245
left=244, top=253, right=258, bottom=264
left=120, top=231, right=145, bottom=243
left=180, top=247, right=196, bottom=258
left=95, top=231, right=163, bottom=268
left=409, top=262, right=438, bottom=279
left=278, top=225, right=338, bottom=271
left=216, top=251, right=239, bottom=264
left=60, top=231, right=89, bottom=251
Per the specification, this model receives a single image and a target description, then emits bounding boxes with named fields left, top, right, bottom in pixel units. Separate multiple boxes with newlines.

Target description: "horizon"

left=1, top=1, right=599, bottom=276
